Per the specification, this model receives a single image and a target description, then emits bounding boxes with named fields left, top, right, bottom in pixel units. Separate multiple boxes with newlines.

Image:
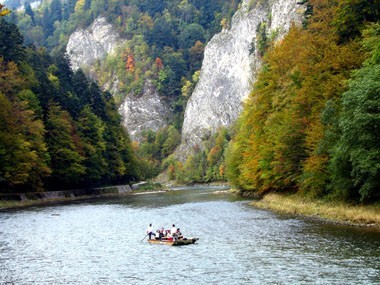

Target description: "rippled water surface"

left=0, top=186, right=379, bottom=284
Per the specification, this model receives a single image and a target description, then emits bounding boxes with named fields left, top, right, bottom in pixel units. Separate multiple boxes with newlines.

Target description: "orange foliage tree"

left=155, top=57, right=163, bottom=70
left=126, top=54, right=135, bottom=73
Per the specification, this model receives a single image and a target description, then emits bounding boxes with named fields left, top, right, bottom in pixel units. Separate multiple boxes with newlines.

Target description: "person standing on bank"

left=147, top=223, right=154, bottom=240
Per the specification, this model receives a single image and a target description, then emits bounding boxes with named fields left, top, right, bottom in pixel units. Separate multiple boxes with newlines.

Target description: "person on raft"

left=147, top=223, right=154, bottom=240
left=171, top=224, right=177, bottom=235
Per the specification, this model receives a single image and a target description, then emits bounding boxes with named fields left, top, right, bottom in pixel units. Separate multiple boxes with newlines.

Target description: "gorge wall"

left=66, top=17, right=122, bottom=72
left=66, top=0, right=305, bottom=147
left=118, top=81, right=172, bottom=140
left=66, top=17, right=171, bottom=142
left=177, top=0, right=305, bottom=156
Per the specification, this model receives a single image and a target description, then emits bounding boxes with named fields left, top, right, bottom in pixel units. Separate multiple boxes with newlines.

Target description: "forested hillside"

left=7, top=0, right=239, bottom=108
left=0, top=11, right=139, bottom=192
left=226, top=0, right=380, bottom=203
left=2, top=0, right=240, bottom=184
left=5, top=0, right=240, bottom=179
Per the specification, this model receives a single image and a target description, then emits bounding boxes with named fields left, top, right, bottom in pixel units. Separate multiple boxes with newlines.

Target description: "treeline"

left=0, top=17, right=139, bottom=193
left=135, top=126, right=181, bottom=179
left=134, top=125, right=230, bottom=183
left=164, top=128, right=230, bottom=183
left=226, top=0, right=380, bottom=203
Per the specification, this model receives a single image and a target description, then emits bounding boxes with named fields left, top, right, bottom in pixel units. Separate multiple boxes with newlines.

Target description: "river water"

left=0, top=186, right=379, bottom=284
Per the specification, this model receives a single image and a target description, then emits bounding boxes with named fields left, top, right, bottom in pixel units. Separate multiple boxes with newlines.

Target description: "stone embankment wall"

left=0, top=185, right=132, bottom=202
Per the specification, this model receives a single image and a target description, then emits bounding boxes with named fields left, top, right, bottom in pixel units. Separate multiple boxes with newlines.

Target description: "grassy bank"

left=251, top=193, right=380, bottom=227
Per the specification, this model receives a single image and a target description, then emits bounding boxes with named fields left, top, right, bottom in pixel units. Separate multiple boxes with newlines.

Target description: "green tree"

left=45, top=102, right=85, bottom=187
left=24, top=2, right=35, bottom=24
left=50, top=0, right=62, bottom=23
left=178, top=0, right=197, bottom=23
left=225, top=136, right=243, bottom=189
left=76, top=105, right=108, bottom=184
left=330, top=24, right=380, bottom=202
left=42, top=7, right=54, bottom=37
left=161, top=126, right=181, bottom=157
left=0, top=18, right=25, bottom=63
left=102, top=97, right=138, bottom=183
left=189, top=41, right=204, bottom=73
left=333, top=0, right=380, bottom=43
left=178, top=23, right=205, bottom=49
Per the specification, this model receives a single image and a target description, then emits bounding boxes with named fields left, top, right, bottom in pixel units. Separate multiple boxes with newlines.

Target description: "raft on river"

left=148, top=237, right=199, bottom=246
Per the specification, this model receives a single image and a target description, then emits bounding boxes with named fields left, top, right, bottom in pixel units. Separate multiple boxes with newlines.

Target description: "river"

left=0, top=186, right=379, bottom=284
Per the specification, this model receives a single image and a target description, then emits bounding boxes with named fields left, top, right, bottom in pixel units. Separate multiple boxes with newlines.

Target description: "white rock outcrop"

left=178, top=0, right=305, bottom=156
left=119, top=81, right=172, bottom=141
left=66, top=17, right=121, bottom=71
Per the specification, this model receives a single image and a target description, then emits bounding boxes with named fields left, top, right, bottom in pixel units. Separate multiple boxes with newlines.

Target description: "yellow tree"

left=0, top=4, right=10, bottom=17
left=0, top=58, right=51, bottom=191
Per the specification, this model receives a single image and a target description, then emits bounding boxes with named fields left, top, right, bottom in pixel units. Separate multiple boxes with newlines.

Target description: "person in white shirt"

left=147, top=223, right=154, bottom=240
left=171, top=224, right=177, bottom=240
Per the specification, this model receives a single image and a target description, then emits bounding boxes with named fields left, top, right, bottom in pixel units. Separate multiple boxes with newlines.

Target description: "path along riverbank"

left=0, top=182, right=229, bottom=210
left=251, top=193, right=380, bottom=228
left=0, top=182, right=166, bottom=210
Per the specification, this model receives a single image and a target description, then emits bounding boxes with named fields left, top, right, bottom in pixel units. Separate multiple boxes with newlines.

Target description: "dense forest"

left=0, top=8, right=140, bottom=192
left=4, top=0, right=240, bottom=179
left=226, top=0, right=380, bottom=203
left=0, top=0, right=240, bottom=190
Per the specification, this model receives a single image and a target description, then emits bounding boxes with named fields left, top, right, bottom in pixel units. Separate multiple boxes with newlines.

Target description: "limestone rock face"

left=66, top=17, right=121, bottom=71
left=178, top=0, right=305, bottom=156
left=119, top=81, right=172, bottom=141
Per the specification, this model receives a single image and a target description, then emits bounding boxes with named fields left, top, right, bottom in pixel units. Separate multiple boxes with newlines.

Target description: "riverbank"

left=251, top=193, right=380, bottom=228
left=0, top=182, right=165, bottom=211
left=0, top=185, right=130, bottom=210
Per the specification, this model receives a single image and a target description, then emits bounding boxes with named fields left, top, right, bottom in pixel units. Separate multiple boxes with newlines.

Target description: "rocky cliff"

left=178, top=0, right=305, bottom=156
left=119, top=81, right=172, bottom=140
left=66, top=17, right=121, bottom=71
left=66, top=17, right=171, bottom=141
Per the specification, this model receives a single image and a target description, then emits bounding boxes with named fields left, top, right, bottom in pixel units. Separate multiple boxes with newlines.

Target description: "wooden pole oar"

left=141, top=234, right=148, bottom=242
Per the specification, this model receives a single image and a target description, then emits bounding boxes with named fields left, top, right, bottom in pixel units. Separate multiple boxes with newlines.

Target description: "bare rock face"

left=177, top=0, right=305, bottom=157
left=66, top=17, right=121, bottom=71
left=119, top=81, right=172, bottom=142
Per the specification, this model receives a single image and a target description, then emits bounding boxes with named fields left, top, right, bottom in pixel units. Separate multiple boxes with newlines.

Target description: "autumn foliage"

left=226, top=0, right=380, bottom=202
left=0, top=20, right=139, bottom=192
left=0, top=4, right=10, bottom=17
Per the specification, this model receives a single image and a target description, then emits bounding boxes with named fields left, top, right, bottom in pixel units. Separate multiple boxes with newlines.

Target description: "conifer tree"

left=45, top=102, right=85, bottom=187
left=76, top=105, right=107, bottom=184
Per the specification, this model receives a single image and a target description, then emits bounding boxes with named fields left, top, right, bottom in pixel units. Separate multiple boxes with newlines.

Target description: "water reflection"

left=0, top=186, right=379, bottom=284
